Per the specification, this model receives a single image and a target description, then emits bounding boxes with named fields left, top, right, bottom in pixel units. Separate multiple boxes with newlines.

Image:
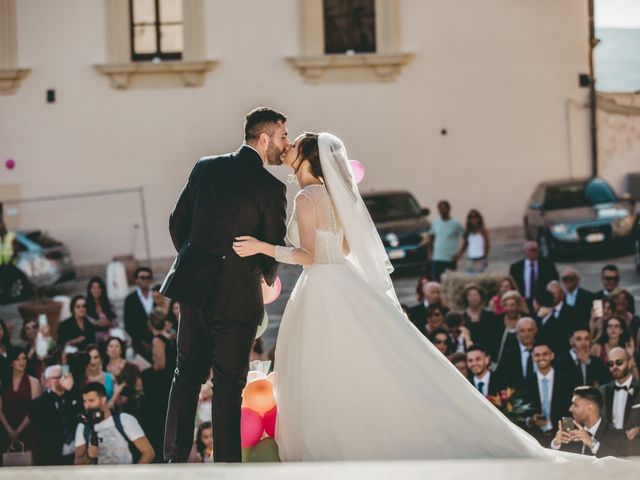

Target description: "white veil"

left=318, top=133, right=401, bottom=309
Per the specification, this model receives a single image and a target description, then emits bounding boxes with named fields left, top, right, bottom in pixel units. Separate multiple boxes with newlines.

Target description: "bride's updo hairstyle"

left=295, top=133, right=323, bottom=180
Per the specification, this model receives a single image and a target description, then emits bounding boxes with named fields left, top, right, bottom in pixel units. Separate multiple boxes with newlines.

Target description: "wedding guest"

left=466, top=346, right=507, bottom=397
left=509, top=241, right=558, bottom=312
left=599, top=347, right=640, bottom=455
left=152, top=285, right=169, bottom=314
left=86, top=276, right=117, bottom=344
left=450, top=352, right=469, bottom=378
left=462, top=284, right=497, bottom=348
left=429, top=200, right=464, bottom=281
left=489, top=276, right=519, bottom=315
left=425, top=304, right=448, bottom=337
left=496, top=317, right=537, bottom=388
left=0, top=318, right=12, bottom=390
left=594, top=265, right=635, bottom=314
left=591, top=317, right=636, bottom=371
left=188, top=421, right=213, bottom=463
left=141, top=308, right=176, bottom=462
left=167, top=299, right=180, bottom=333
left=560, top=267, right=594, bottom=329
left=84, top=344, right=121, bottom=408
left=520, top=342, right=576, bottom=445
left=105, top=336, right=143, bottom=415
left=445, top=312, right=473, bottom=353
left=124, top=267, right=154, bottom=360
left=29, top=365, right=82, bottom=465
left=58, top=296, right=96, bottom=352
left=0, top=348, right=42, bottom=455
left=554, top=329, right=610, bottom=388
left=589, top=298, right=614, bottom=343
left=610, top=288, right=640, bottom=344
left=551, top=386, right=628, bottom=457
left=456, top=209, right=490, bottom=274
left=535, top=281, right=577, bottom=355
left=429, top=328, right=455, bottom=359
left=489, top=290, right=524, bottom=366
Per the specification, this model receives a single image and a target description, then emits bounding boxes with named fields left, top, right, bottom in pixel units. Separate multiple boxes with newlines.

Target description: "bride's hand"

left=233, top=236, right=264, bottom=257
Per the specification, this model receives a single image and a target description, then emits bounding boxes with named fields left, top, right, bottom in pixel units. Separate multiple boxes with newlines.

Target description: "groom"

left=161, top=107, right=289, bottom=463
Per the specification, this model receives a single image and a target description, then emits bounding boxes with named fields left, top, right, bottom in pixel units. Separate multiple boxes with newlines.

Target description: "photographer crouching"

left=74, top=382, right=155, bottom=465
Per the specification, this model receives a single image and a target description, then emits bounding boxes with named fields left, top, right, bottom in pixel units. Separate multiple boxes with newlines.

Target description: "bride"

left=232, top=132, right=586, bottom=462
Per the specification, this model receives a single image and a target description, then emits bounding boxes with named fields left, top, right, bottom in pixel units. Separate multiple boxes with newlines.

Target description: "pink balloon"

left=263, top=405, right=277, bottom=438
left=262, top=276, right=282, bottom=305
left=5, top=159, right=15, bottom=170
left=241, top=407, right=264, bottom=448
left=349, top=160, right=365, bottom=184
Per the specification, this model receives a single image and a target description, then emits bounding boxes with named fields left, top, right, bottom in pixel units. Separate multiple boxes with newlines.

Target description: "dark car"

left=362, top=191, right=431, bottom=269
left=523, top=177, right=637, bottom=258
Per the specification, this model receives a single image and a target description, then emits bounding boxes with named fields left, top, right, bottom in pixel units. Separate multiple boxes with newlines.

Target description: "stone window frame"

left=0, top=0, right=30, bottom=95
left=288, top=0, right=413, bottom=83
left=94, top=0, right=217, bottom=89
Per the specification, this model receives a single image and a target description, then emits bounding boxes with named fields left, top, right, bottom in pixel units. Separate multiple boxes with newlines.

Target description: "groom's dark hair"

left=244, top=107, right=287, bottom=142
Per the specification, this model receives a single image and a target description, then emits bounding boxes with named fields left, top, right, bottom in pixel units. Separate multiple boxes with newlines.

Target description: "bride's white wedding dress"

left=272, top=134, right=589, bottom=462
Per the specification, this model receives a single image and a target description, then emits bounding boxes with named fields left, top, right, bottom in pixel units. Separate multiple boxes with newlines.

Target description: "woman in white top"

left=456, top=209, right=490, bottom=274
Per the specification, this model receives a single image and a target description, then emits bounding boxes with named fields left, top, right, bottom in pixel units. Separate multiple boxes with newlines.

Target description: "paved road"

left=2, top=240, right=638, bottom=352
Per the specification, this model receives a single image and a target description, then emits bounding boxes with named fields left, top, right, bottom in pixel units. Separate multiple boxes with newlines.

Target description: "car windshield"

left=25, top=231, right=62, bottom=248
left=543, top=180, right=617, bottom=210
left=363, top=194, right=422, bottom=222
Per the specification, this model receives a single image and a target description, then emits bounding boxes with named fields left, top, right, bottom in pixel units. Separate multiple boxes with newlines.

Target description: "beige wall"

left=0, top=0, right=594, bottom=265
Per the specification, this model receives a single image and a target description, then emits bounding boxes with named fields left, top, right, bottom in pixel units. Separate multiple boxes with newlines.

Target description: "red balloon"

left=241, top=407, right=264, bottom=448
left=263, top=405, right=277, bottom=438
left=262, top=276, right=282, bottom=305
left=5, top=159, right=15, bottom=170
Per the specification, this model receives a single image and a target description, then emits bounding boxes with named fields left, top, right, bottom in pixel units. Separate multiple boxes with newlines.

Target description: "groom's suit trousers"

left=164, top=303, right=258, bottom=463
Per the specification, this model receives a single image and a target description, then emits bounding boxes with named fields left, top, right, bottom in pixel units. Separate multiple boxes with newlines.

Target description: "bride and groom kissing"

left=159, top=107, right=599, bottom=464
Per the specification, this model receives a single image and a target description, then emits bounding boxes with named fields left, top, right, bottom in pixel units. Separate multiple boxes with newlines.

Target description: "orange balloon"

left=243, top=379, right=276, bottom=414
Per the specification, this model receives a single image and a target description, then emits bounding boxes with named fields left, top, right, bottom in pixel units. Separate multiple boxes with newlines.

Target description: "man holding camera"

left=74, top=382, right=154, bottom=465
left=551, top=386, right=627, bottom=457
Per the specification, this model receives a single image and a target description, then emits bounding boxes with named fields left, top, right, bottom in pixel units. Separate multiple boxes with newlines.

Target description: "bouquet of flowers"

left=487, top=388, right=531, bottom=423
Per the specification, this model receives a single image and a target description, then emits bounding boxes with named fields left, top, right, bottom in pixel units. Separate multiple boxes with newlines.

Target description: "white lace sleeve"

left=274, top=193, right=316, bottom=266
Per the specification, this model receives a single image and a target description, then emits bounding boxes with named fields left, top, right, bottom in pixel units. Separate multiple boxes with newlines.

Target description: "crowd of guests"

left=0, top=267, right=217, bottom=466
left=406, top=240, right=639, bottom=458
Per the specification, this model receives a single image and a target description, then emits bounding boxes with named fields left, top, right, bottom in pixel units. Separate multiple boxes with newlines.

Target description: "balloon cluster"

left=240, top=370, right=280, bottom=462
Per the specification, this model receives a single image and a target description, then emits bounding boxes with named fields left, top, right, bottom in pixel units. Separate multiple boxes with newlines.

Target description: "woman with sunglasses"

left=455, top=209, right=490, bottom=274
left=592, top=316, right=637, bottom=377
left=57, top=295, right=96, bottom=352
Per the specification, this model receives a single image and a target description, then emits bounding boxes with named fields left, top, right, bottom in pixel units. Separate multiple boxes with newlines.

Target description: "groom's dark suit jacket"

left=160, top=146, right=287, bottom=325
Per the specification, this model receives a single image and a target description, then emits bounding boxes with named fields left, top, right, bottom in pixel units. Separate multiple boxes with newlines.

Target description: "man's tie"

left=615, top=385, right=629, bottom=392
left=525, top=351, right=534, bottom=377
left=528, top=261, right=536, bottom=299
left=541, top=377, right=551, bottom=422
left=477, top=382, right=485, bottom=395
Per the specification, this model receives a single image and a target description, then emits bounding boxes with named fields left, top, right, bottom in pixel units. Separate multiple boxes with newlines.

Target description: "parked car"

left=14, top=230, right=76, bottom=288
left=362, top=190, right=431, bottom=270
left=523, top=177, right=637, bottom=258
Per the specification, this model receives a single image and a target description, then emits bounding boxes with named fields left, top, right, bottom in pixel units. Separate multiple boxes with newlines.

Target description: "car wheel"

left=538, top=230, right=553, bottom=259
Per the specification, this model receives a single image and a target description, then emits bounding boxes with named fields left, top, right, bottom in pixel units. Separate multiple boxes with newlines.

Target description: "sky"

left=596, top=0, right=640, bottom=28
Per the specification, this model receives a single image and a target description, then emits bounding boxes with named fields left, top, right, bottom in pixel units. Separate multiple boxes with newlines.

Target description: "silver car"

left=15, top=230, right=76, bottom=288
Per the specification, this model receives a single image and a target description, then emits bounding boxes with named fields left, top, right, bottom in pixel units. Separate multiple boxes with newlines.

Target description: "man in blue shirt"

left=429, top=200, right=464, bottom=281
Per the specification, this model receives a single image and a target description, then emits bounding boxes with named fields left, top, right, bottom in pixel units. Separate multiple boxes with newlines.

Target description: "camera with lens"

left=80, top=407, right=105, bottom=427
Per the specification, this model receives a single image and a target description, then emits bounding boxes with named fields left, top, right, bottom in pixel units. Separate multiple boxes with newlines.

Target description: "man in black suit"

left=466, top=346, right=507, bottom=396
left=554, top=329, right=610, bottom=387
left=599, top=347, right=640, bottom=455
left=535, top=281, right=576, bottom=355
left=408, top=281, right=446, bottom=331
left=124, top=266, right=154, bottom=359
left=495, top=317, right=537, bottom=388
left=519, top=342, right=576, bottom=445
left=551, top=386, right=628, bottom=457
left=509, top=241, right=558, bottom=311
left=560, top=267, right=594, bottom=331
left=161, top=108, right=288, bottom=463
left=29, top=365, right=82, bottom=465
left=594, top=264, right=635, bottom=314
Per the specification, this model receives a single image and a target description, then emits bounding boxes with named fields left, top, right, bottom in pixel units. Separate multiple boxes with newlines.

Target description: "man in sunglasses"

left=599, top=347, right=640, bottom=455
left=594, top=265, right=635, bottom=314
left=124, top=267, right=154, bottom=360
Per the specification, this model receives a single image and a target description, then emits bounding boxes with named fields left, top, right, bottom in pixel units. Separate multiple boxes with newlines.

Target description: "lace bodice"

left=275, top=184, right=347, bottom=267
